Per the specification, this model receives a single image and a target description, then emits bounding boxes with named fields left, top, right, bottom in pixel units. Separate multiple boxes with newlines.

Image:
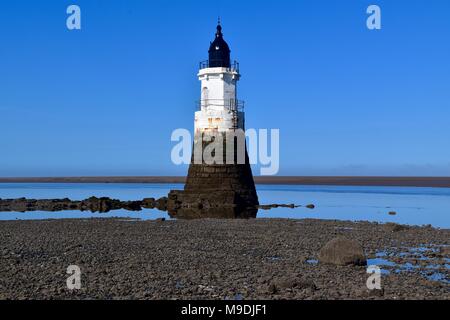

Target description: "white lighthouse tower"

left=195, top=22, right=244, bottom=132
left=168, top=21, right=258, bottom=219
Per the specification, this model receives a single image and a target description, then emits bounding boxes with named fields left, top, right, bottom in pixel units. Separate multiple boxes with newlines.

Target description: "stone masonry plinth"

left=168, top=141, right=259, bottom=219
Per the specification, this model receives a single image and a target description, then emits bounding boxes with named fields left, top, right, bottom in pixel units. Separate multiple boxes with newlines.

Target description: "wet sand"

left=1, top=176, right=449, bottom=187
left=0, top=218, right=448, bottom=300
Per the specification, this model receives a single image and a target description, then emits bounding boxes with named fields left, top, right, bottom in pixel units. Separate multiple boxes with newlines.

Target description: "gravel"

left=0, top=218, right=448, bottom=300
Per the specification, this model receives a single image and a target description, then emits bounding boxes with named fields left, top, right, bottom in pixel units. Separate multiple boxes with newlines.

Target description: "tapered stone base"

left=168, top=133, right=259, bottom=219
left=168, top=163, right=259, bottom=218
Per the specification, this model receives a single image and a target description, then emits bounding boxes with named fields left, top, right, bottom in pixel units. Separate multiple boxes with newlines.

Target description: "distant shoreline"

left=0, top=176, right=450, bottom=188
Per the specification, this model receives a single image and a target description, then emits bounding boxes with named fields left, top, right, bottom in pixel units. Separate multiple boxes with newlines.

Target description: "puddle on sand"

left=367, top=258, right=396, bottom=267
left=426, top=273, right=449, bottom=283
left=367, top=246, right=450, bottom=284
left=225, top=293, right=244, bottom=300
left=267, top=256, right=281, bottom=261
left=395, top=262, right=421, bottom=272
left=302, top=245, right=448, bottom=284
left=367, top=257, right=393, bottom=275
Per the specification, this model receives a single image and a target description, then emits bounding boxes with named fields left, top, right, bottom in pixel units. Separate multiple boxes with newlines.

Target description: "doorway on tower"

left=201, top=87, right=209, bottom=110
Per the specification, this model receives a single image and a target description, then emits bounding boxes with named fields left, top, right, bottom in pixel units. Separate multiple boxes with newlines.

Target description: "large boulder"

left=318, top=236, right=367, bottom=266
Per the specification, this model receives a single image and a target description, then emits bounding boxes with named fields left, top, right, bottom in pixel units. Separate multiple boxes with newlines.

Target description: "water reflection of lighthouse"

left=168, top=21, right=259, bottom=219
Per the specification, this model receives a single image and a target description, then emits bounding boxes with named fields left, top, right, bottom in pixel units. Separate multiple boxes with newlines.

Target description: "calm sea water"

left=0, top=183, right=449, bottom=228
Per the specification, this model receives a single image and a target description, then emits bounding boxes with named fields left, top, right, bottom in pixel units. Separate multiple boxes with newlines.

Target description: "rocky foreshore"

left=0, top=197, right=310, bottom=218
left=0, top=197, right=169, bottom=213
left=0, top=218, right=448, bottom=300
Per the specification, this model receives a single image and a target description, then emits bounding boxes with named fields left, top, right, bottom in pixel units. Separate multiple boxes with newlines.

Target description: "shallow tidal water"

left=0, top=183, right=449, bottom=228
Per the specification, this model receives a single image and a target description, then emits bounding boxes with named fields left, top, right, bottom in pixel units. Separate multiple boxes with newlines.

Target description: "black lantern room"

left=208, top=23, right=231, bottom=68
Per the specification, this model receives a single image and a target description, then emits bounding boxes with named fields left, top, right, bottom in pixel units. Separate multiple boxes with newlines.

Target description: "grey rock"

left=318, top=236, right=367, bottom=266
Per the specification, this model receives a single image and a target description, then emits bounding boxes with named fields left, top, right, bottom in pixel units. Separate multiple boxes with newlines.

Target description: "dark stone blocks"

left=169, top=134, right=259, bottom=219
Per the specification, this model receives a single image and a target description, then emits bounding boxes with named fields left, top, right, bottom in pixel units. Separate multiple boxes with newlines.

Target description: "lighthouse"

left=195, top=23, right=244, bottom=132
left=168, top=22, right=259, bottom=219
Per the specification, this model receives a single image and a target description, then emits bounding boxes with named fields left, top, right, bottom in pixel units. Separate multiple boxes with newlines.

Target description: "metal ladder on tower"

left=229, top=99, right=239, bottom=130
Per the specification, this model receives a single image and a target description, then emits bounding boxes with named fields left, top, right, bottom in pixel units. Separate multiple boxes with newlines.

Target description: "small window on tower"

left=202, top=87, right=209, bottom=101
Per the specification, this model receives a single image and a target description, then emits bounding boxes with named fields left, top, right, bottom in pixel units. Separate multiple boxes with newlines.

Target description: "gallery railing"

left=195, top=99, right=245, bottom=112
left=199, top=60, right=240, bottom=73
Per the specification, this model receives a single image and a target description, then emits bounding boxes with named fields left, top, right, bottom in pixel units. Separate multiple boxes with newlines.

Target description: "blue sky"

left=1, top=0, right=449, bottom=177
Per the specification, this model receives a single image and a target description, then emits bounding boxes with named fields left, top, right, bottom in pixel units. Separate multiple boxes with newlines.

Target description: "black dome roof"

left=208, top=24, right=231, bottom=68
